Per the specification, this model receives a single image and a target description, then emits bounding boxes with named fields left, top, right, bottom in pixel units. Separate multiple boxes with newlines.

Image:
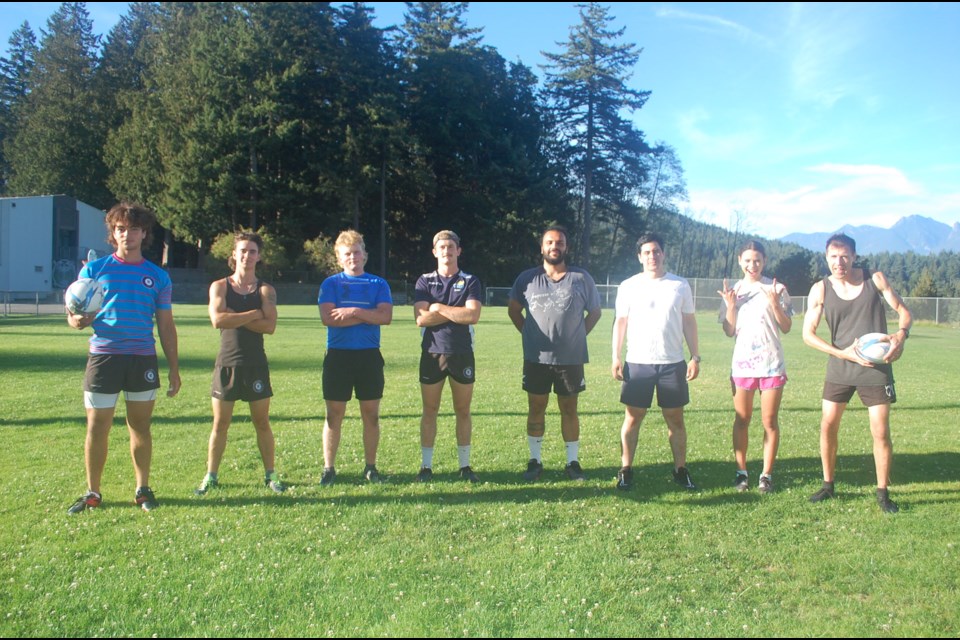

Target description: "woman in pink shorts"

left=718, top=241, right=794, bottom=493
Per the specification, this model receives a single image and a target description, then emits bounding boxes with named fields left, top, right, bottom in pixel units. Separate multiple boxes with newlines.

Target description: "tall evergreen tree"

left=5, top=2, right=110, bottom=206
left=542, top=2, right=651, bottom=268
left=0, top=21, right=38, bottom=192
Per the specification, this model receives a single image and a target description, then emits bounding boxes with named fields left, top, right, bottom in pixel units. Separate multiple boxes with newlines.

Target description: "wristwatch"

left=691, top=355, right=702, bottom=363
left=898, top=327, right=910, bottom=339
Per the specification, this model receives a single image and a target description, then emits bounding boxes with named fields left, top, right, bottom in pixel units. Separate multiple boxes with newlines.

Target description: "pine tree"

left=0, top=21, right=38, bottom=192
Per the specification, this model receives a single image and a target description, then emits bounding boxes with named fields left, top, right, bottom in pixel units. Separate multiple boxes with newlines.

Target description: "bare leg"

left=125, top=399, right=156, bottom=489
left=249, top=397, right=275, bottom=472
left=732, top=387, right=756, bottom=472
left=419, top=381, right=444, bottom=449
left=662, top=406, right=687, bottom=470
left=450, top=379, right=474, bottom=447
left=557, top=394, right=580, bottom=443
left=868, top=403, right=893, bottom=489
left=819, top=400, right=846, bottom=483
left=85, top=407, right=115, bottom=493
left=620, top=405, right=647, bottom=468
left=323, top=400, right=347, bottom=469
left=359, top=399, right=381, bottom=466
left=759, top=387, right=783, bottom=476
left=207, top=398, right=235, bottom=474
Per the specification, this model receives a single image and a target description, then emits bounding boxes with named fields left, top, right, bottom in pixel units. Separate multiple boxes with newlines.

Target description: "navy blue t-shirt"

left=414, top=270, right=482, bottom=354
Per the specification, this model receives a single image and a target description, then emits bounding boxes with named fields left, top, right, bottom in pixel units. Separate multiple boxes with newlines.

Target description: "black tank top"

left=216, top=278, right=267, bottom=367
left=823, top=270, right=892, bottom=385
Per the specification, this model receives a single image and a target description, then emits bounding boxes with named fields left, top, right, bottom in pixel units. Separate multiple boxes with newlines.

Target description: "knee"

left=527, top=424, right=545, bottom=437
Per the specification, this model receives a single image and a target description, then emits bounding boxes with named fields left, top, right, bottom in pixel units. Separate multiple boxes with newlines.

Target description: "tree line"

left=2, top=2, right=955, bottom=295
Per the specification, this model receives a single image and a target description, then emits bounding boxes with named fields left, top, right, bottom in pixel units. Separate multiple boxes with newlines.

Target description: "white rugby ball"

left=65, top=278, right=104, bottom=315
left=854, top=332, right=891, bottom=365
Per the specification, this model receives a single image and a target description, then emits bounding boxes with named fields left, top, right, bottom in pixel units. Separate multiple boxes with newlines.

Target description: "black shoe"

left=758, top=475, right=774, bottom=494
left=673, top=466, right=697, bottom=490
left=522, top=459, right=543, bottom=482
left=459, top=466, right=479, bottom=483
left=319, top=468, right=336, bottom=487
left=734, top=472, right=749, bottom=492
left=135, top=487, right=158, bottom=512
left=616, top=467, right=632, bottom=491
left=809, top=482, right=835, bottom=503
left=877, top=489, right=899, bottom=514
left=363, top=464, right=381, bottom=483
left=265, top=471, right=286, bottom=494
left=565, top=460, right=586, bottom=481
left=67, top=491, right=101, bottom=514
left=416, top=467, right=433, bottom=483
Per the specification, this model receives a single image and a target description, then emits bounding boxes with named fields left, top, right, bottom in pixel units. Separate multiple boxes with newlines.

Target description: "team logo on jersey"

left=144, top=369, right=157, bottom=383
left=253, top=380, right=264, bottom=394
left=453, top=279, right=465, bottom=291
left=142, top=276, right=156, bottom=289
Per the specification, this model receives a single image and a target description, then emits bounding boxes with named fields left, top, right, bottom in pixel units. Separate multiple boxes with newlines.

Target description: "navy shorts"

left=323, top=348, right=385, bottom=402
left=83, top=354, right=161, bottom=394
left=212, top=365, right=273, bottom=402
left=420, top=352, right=476, bottom=385
left=620, top=361, right=689, bottom=409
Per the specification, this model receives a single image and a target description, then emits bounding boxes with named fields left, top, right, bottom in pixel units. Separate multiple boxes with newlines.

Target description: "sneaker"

left=522, top=458, right=543, bottom=482
left=459, top=466, right=479, bottom=483
left=416, top=467, right=433, bottom=483
left=319, top=468, right=336, bottom=487
left=758, top=475, right=774, bottom=494
left=135, top=487, right=158, bottom=512
left=673, top=466, right=697, bottom=490
left=565, top=460, right=586, bottom=481
left=67, top=491, right=101, bottom=514
left=265, top=472, right=286, bottom=494
left=363, top=464, right=381, bottom=483
left=877, top=489, right=899, bottom=514
left=734, top=472, right=749, bottom=492
left=809, top=482, right=835, bottom=503
left=194, top=474, right=218, bottom=496
left=616, top=467, right=632, bottom=491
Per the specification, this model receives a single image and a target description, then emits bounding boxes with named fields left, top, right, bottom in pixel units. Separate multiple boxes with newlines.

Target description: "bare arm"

left=873, top=271, right=912, bottom=362
left=611, top=315, right=628, bottom=381
left=208, top=280, right=264, bottom=330
left=322, top=302, right=393, bottom=327
left=584, top=307, right=602, bottom=335
left=156, top=307, right=181, bottom=397
left=682, top=312, right=700, bottom=381
left=717, top=279, right=737, bottom=337
left=802, top=280, right=869, bottom=365
left=417, top=300, right=481, bottom=327
left=244, top=283, right=278, bottom=335
left=768, top=279, right=792, bottom=334
left=507, top=299, right=525, bottom=333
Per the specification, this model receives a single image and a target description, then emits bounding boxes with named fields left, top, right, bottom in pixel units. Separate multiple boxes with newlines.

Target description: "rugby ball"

left=65, top=278, right=104, bottom=315
left=854, top=332, right=891, bottom=365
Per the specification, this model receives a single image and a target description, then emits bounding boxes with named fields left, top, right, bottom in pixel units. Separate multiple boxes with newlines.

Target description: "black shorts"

left=83, top=354, right=161, bottom=394
left=823, top=381, right=896, bottom=407
left=620, top=362, right=689, bottom=409
left=323, top=348, right=385, bottom=402
left=212, top=365, right=273, bottom=402
left=420, top=352, right=476, bottom=385
left=522, top=361, right=586, bottom=397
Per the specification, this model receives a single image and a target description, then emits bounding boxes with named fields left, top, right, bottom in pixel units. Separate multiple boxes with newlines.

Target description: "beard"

left=543, top=250, right=567, bottom=266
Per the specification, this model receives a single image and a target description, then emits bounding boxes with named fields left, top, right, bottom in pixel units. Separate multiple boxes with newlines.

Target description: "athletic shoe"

left=565, top=460, right=586, bottom=481
left=809, top=483, right=835, bottom=503
left=673, top=466, right=697, bottom=490
left=265, top=472, right=286, bottom=494
left=363, top=464, right=381, bottom=483
left=616, top=467, right=632, bottom=491
left=135, top=487, right=158, bottom=512
left=877, top=489, right=899, bottom=514
left=734, top=472, right=749, bottom=492
left=67, top=491, right=101, bottom=514
left=416, top=467, right=433, bottom=483
left=522, top=459, right=543, bottom=482
left=319, top=468, right=336, bottom=487
left=459, top=466, right=479, bottom=483
left=758, top=475, right=774, bottom=494
left=194, top=474, right=218, bottom=496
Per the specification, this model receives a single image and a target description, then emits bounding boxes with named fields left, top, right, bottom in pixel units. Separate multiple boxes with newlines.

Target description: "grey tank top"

left=823, top=271, right=892, bottom=386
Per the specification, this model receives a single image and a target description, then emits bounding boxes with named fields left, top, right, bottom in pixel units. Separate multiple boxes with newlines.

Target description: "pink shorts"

left=731, top=375, right=787, bottom=392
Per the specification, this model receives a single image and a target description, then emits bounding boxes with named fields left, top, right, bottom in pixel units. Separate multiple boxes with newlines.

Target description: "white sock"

left=421, top=447, right=434, bottom=469
left=458, top=445, right=471, bottom=468
left=527, top=435, right=543, bottom=462
left=565, top=441, right=579, bottom=464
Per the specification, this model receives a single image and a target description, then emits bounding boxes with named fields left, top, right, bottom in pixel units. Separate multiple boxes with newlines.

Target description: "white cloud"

left=655, top=7, right=774, bottom=48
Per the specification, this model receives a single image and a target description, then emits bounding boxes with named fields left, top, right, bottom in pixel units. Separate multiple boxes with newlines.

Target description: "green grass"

left=1, top=306, right=958, bottom=636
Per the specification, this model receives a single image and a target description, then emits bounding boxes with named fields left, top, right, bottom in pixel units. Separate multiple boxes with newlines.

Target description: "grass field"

left=1, top=305, right=958, bottom=637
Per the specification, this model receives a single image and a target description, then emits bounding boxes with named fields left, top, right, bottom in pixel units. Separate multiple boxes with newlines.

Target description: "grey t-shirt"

left=509, top=266, right=601, bottom=365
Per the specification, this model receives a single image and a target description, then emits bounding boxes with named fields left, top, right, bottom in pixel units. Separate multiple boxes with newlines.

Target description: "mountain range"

left=781, top=215, right=960, bottom=255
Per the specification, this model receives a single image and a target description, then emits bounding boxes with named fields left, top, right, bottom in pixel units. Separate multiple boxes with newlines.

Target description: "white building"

left=0, top=195, right=111, bottom=297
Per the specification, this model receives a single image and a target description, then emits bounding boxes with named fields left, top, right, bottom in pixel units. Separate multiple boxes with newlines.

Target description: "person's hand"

left=686, top=359, right=700, bottom=381
left=611, top=358, right=624, bottom=381
left=765, top=278, right=782, bottom=308
left=167, top=371, right=182, bottom=397
left=66, top=310, right=95, bottom=330
left=717, top=279, right=736, bottom=308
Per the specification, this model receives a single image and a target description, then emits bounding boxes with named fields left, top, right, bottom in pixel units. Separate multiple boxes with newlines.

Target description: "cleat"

left=194, top=474, right=218, bottom=496
left=522, top=458, right=543, bottom=482
left=67, top=491, right=101, bottom=514
left=459, top=466, right=479, bottom=483
left=673, top=466, right=698, bottom=490
left=319, top=468, right=336, bottom=487
left=734, top=472, right=749, bottom=492
left=416, top=467, right=433, bottom=483
left=265, top=472, right=286, bottom=494
left=877, top=489, right=899, bottom=514
left=758, top=475, right=774, bottom=494
left=565, top=460, right=586, bottom=481
left=809, top=482, right=835, bottom=503
left=616, top=467, right=632, bottom=491
left=363, top=464, right=381, bottom=483
left=135, top=486, right=158, bottom=512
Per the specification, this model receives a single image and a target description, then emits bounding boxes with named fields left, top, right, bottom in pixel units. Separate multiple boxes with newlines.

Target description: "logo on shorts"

left=142, top=276, right=155, bottom=288
left=144, top=369, right=157, bottom=383
left=463, top=367, right=474, bottom=378
left=253, top=380, right=264, bottom=393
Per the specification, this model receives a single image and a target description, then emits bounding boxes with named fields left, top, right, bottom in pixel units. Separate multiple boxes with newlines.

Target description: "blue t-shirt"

left=79, top=253, right=172, bottom=356
left=318, top=272, right=392, bottom=350
left=414, top=270, right=482, bottom=354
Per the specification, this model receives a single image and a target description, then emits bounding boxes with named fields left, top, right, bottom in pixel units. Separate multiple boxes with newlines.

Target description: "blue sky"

left=4, top=2, right=958, bottom=238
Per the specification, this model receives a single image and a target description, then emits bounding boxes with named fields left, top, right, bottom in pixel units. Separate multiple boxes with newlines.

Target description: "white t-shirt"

left=718, top=277, right=794, bottom=377
left=615, top=272, right=694, bottom=364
